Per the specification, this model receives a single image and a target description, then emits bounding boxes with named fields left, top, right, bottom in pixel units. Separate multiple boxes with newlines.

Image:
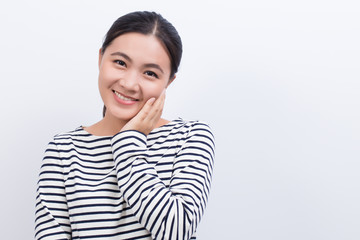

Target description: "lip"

left=112, top=90, right=139, bottom=105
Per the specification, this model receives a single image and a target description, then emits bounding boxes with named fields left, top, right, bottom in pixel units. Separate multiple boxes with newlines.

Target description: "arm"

left=111, top=122, right=215, bottom=240
left=35, top=140, right=71, bottom=240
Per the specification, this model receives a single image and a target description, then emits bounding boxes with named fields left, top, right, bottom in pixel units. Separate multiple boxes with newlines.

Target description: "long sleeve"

left=35, top=140, right=71, bottom=240
left=111, top=122, right=215, bottom=240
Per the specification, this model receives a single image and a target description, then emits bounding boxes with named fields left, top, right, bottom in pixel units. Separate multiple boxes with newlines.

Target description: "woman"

left=35, top=11, right=215, bottom=240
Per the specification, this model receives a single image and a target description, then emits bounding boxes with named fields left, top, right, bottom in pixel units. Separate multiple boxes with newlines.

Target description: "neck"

left=100, top=113, right=128, bottom=135
left=84, top=114, right=170, bottom=137
left=84, top=114, right=128, bottom=136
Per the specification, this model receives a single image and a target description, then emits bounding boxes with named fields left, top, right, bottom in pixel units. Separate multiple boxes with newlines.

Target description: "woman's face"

left=98, top=32, right=173, bottom=121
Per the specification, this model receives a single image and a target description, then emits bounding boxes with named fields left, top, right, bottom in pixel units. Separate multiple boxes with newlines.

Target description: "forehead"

left=105, top=33, right=171, bottom=69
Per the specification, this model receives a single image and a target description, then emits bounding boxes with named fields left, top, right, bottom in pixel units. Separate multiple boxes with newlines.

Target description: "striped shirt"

left=35, top=119, right=215, bottom=240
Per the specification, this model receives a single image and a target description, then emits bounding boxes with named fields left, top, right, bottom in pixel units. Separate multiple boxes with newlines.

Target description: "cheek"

left=141, top=81, right=167, bottom=99
left=98, top=64, right=122, bottom=85
left=98, top=68, right=117, bottom=100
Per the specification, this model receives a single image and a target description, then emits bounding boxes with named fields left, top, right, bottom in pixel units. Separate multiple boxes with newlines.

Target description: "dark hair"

left=101, top=11, right=183, bottom=117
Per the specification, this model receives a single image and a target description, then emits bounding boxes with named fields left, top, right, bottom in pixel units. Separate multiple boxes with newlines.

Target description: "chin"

left=106, top=107, right=139, bottom=121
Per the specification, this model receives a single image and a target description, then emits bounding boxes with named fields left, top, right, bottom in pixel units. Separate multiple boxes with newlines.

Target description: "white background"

left=1, top=0, right=359, bottom=239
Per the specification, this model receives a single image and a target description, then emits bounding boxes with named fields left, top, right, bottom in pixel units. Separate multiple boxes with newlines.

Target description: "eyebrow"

left=143, top=63, right=164, bottom=74
left=110, top=51, right=164, bottom=74
left=110, top=52, right=132, bottom=62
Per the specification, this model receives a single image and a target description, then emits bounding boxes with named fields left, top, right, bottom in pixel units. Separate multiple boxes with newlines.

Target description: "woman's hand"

left=120, top=91, right=166, bottom=135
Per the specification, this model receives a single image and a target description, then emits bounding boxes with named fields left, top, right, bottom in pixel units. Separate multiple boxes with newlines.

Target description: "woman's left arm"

left=111, top=122, right=215, bottom=240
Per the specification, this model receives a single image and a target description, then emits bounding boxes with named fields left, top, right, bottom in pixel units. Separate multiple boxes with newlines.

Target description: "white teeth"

left=114, top=91, right=136, bottom=101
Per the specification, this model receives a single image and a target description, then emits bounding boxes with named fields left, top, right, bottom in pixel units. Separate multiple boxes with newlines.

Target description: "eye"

left=114, top=60, right=126, bottom=67
left=144, top=71, right=159, bottom=79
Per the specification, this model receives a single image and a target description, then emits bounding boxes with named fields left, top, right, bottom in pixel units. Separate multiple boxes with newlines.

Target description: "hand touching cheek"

left=121, top=90, right=166, bottom=135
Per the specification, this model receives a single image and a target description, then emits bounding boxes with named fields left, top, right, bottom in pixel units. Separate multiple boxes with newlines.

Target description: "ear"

left=166, top=75, right=176, bottom=88
left=98, top=48, right=103, bottom=68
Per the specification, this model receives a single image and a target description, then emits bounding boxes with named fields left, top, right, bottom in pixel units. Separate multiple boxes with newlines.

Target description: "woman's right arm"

left=35, top=139, right=71, bottom=240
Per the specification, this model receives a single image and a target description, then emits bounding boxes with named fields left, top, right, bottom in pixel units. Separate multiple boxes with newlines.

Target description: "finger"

left=157, top=92, right=166, bottom=115
left=148, top=92, right=166, bottom=121
left=139, top=90, right=166, bottom=121
left=152, top=90, right=166, bottom=109
left=147, top=97, right=156, bottom=106
left=135, top=97, right=155, bottom=120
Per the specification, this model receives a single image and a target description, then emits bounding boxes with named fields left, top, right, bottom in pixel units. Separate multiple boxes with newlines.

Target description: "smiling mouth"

left=112, top=90, right=139, bottom=101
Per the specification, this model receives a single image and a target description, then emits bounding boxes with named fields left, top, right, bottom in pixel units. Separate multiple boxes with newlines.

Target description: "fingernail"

left=148, top=97, right=155, bottom=104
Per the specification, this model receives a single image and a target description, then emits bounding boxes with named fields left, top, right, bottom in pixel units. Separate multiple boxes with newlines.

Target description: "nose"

left=119, top=70, right=140, bottom=92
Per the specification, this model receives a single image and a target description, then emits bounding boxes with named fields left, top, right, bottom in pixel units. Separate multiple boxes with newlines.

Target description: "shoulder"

left=177, top=118, right=213, bottom=136
left=50, top=126, right=112, bottom=146
left=52, top=127, right=88, bottom=143
left=173, top=119, right=215, bottom=162
left=153, top=118, right=212, bottom=134
left=42, top=127, right=84, bottom=151
left=185, top=119, right=215, bottom=147
left=168, top=118, right=212, bottom=130
left=168, top=118, right=215, bottom=145
left=53, top=126, right=85, bottom=138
